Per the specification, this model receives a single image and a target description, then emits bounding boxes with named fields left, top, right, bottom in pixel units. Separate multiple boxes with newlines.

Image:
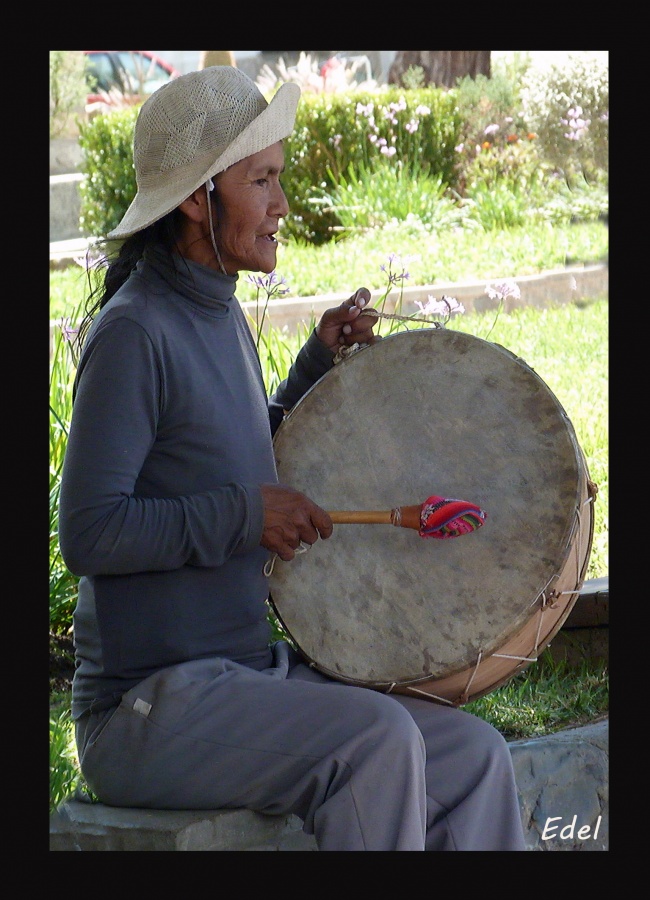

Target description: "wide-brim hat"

left=107, top=66, right=300, bottom=239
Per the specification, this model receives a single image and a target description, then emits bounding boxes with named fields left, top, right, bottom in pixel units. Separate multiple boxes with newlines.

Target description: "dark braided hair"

left=73, top=210, right=183, bottom=364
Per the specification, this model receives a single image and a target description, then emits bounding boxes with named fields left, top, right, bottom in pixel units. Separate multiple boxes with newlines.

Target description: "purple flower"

left=356, top=101, right=374, bottom=117
left=60, top=317, right=79, bottom=342
left=415, top=294, right=465, bottom=320
left=246, top=271, right=289, bottom=299
left=485, top=280, right=521, bottom=302
left=380, top=253, right=418, bottom=286
left=484, top=123, right=500, bottom=135
left=561, top=106, right=591, bottom=141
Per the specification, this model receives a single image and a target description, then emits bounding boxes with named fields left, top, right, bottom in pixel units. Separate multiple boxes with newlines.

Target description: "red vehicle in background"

left=84, top=51, right=180, bottom=109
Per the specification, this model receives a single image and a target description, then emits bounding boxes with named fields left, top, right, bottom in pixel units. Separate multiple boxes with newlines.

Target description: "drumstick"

left=328, top=495, right=487, bottom=539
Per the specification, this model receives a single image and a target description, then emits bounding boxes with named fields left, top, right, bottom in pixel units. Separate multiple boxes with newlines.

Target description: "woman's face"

left=212, top=141, right=289, bottom=275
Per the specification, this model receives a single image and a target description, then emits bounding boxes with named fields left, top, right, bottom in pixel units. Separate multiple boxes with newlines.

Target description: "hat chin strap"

left=205, top=180, right=228, bottom=276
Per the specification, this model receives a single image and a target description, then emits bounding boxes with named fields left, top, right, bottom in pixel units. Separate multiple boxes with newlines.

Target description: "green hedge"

left=282, top=87, right=463, bottom=243
left=77, top=87, right=463, bottom=245
left=78, top=106, right=140, bottom=238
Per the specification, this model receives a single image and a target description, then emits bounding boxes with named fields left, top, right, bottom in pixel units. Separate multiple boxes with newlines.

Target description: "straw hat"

left=107, top=66, right=300, bottom=239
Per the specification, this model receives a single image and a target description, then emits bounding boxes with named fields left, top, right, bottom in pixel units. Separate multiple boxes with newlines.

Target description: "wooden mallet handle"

left=328, top=505, right=422, bottom=531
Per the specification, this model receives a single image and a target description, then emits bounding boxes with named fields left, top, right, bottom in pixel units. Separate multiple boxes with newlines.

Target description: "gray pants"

left=76, top=643, right=526, bottom=851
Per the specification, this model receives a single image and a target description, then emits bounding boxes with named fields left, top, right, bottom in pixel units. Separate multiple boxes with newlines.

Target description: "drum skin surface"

left=269, top=328, right=594, bottom=704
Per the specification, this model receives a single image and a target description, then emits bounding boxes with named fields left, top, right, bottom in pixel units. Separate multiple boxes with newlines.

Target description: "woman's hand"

left=260, top=483, right=333, bottom=561
left=316, top=287, right=379, bottom=352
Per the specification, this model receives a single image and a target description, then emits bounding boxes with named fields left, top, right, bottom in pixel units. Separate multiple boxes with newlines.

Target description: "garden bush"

left=74, top=54, right=607, bottom=245
left=519, top=54, right=608, bottom=184
left=49, top=50, right=89, bottom=139
left=282, top=87, right=463, bottom=243
left=78, top=105, right=140, bottom=238
left=76, top=86, right=463, bottom=245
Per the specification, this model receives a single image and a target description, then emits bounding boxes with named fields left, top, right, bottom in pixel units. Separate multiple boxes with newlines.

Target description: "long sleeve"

left=59, top=316, right=264, bottom=577
left=268, top=329, right=336, bottom=436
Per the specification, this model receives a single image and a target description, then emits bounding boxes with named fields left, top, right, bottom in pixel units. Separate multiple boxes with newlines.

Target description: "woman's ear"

left=178, top=186, right=209, bottom=224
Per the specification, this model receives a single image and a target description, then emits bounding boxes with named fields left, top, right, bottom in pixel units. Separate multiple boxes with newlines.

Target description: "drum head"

left=270, top=328, right=589, bottom=691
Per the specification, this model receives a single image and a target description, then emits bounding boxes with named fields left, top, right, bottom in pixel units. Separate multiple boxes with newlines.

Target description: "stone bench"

left=50, top=802, right=317, bottom=851
left=50, top=718, right=608, bottom=851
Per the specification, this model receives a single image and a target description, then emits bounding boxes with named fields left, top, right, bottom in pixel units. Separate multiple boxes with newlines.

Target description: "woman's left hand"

left=316, top=287, right=379, bottom=352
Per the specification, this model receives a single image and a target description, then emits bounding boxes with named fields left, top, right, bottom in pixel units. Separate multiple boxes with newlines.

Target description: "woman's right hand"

left=260, top=483, right=333, bottom=561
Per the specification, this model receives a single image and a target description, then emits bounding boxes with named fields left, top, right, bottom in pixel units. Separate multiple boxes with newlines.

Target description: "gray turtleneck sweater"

left=58, top=245, right=335, bottom=719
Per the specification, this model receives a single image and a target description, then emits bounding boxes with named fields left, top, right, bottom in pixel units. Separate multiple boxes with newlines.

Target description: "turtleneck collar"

left=142, top=243, right=239, bottom=311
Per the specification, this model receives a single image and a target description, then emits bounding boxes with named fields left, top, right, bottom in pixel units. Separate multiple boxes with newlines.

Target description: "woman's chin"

left=255, top=238, right=279, bottom=271
left=258, top=253, right=278, bottom=275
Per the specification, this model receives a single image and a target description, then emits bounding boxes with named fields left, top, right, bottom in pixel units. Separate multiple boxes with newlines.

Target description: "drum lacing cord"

left=394, top=569, right=571, bottom=706
left=333, top=312, right=446, bottom=365
left=396, top=493, right=595, bottom=707
left=263, top=542, right=311, bottom=577
left=385, top=681, right=457, bottom=706
left=266, top=489, right=596, bottom=703
left=484, top=492, right=594, bottom=666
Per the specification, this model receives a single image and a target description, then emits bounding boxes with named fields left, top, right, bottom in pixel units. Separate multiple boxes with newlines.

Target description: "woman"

left=59, top=65, right=526, bottom=851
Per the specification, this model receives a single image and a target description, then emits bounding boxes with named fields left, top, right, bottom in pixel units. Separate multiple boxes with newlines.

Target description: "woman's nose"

left=271, top=183, right=290, bottom=218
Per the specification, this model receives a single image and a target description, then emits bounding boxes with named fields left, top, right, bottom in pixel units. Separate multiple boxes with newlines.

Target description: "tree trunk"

left=199, top=51, right=237, bottom=69
left=388, top=51, right=490, bottom=87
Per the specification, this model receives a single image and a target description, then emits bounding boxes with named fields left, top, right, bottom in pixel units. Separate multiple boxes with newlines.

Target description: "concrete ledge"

left=50, top=263, right=609, bottom=357
left=546, top=576, right=608, bottom=667
left=50, top=138, right=83, bottom=176
left=239, top=263, right=608, bottom=333
left=50, top=173, right=84, bottom=243
left=50, top=719, right=608, bottom=851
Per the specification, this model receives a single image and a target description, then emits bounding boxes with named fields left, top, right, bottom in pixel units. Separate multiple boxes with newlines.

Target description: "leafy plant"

left=78, top=105, right=140, bottom=238
left=50, top=704, right=80, bottom=813
left=49, top=50, right=89, bottom=139
left=314, top=158, right=467, bottom=237
left=49, top=319, right=80, bottom=634
left=256, top=51, right=378, bottom=96
left=519, top=54, right=609, bottom=184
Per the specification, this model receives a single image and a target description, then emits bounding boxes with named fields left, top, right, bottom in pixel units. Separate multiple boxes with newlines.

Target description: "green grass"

left=464, top=649, right=608, bottom=740
left=49, top=218, right=608, bottom=320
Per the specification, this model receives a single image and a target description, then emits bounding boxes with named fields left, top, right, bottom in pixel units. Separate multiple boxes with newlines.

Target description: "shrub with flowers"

left=282, top=87, right=463, bottom=244
left=459, top=125, right=544, bottom=196
left=519, top=54, right=608, bottom=184
left=452, top=72, right=534, bottom=192
left=75, top=52, right=607, bottom=245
